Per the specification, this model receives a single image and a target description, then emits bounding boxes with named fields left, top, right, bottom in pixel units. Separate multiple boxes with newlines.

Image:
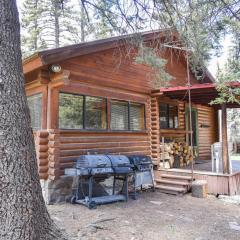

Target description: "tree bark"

left=0, top=1, right=67, bottom=239
left=221, top=104, right=230, bottom=174
left=54, top=0, right=60, bottom=48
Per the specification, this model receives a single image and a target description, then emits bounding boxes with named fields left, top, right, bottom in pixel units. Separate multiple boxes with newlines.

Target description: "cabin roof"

left=23, top=29, right=177, bottom=73
left=154, top=82, right=240, bottom=108
left=23, top=28, right=214, bottom=84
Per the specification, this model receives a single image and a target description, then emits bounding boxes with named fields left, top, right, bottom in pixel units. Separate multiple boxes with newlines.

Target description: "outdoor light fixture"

left=50, top=64, right=62, bottom=73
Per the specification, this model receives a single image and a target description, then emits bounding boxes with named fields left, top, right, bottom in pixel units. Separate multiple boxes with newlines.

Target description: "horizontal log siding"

left=196, top=105, right=218, bottom=160
left=178, top=101, right=185, bottom=129
left=34, top=130, right=49, bottom=179
left=61, top=49, right=152, bottom=94
left=151, top=96, right=160, bottom=165
left=58, top=131, right=151, bottom=175
left=60, top=48, right=199, bottom=95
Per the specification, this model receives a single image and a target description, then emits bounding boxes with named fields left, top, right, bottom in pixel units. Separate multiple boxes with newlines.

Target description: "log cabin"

left=23, top=29, right=240, bottom=203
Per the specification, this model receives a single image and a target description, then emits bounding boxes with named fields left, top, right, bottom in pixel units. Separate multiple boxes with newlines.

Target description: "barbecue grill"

left=65, top=154, right=133, bottom=209
left=128, top=155, right=155, bottom=199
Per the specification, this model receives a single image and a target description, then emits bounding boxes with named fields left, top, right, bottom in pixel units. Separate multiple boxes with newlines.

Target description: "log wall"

left=48, top=129, right=60, bottom=180
left=58, top=131, right=151, bottom=176
left=60, top=48, right=199, bottom=95
left=150, top=96, right=160, bottom=164
left=34, top=130, right=49, bottom=179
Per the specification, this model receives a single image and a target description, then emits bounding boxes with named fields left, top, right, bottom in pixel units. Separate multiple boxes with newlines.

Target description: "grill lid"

left=76, top=155, right=112, bottom=169
left=106, top=155, right=132, bottom=167
left=127, top=155, right=153, bottom=166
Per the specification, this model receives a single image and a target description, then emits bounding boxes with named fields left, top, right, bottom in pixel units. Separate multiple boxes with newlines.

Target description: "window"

left=59, top=93, right=145, bottom=131
left=111, top=100, right=145, bottom=131
left=111, top=100, right=129, bottom=130
left=130, top=103, right=145, bottom=131
left=27, top=94, right=42, bottom=129
left=159, top=103, right=178, bottom=129
left=59, top=93, right=84, bottom=129
left=59, top=93, right=107, bottom=130
left=85, top=96, right=107, bottom=130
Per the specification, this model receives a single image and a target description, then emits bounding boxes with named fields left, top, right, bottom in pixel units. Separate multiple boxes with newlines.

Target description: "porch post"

left=221, top=103, right=230, bottom=174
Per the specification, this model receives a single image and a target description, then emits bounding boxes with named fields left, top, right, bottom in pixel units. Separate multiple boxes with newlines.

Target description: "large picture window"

left=59, top=93, right=107, bottom=130
left=27, top=93, right=42, bottom=129
left=111, top=100, right=129, bottom=130
left=59, top=93, right=145, bottom=132
left=130, top=103, right=145, bottom=131
left=85, top=96, right=107, bottom=130
left=59, top=93, right=84, bottom=129
left=159, top=103, right=178, bottom=129
left=111, top=100, right=145, bottom=131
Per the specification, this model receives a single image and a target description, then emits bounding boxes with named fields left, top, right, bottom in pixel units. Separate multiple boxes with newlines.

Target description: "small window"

left=130, top=103, right=145, bottom=131
left=85, top=96, right=107, bottom=130
left=111, top=100, right=129, bottom=130
left=59, top=93, right=83, bottom=129
left=27, top=94, right=42, bottom=129
left=159, top=103, right=178, bottom=129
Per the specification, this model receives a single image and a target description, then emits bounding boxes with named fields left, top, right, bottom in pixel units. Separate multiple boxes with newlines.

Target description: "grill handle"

left=97, top=163, right=107, bottom=167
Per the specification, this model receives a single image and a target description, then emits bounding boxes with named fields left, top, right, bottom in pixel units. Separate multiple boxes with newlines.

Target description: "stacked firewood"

left=159, top=141, right=194, bottom=169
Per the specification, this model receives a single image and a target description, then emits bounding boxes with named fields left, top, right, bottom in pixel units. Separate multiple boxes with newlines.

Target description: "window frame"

left=110, top=99, right=146, bottom=132
left=84, top=95, right=108, bottom=130
left=59, top=92, right=108, bottom=131
left=159, top=102, right=179, bottom=129
left=58, top=92, right=146, bottom=132
left=129, top=102, right=146, bottom=131
left=27, top=93, right=43, bottom=130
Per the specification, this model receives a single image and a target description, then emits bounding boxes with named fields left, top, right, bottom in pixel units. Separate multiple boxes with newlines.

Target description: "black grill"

left=127, top=155, right=155, bottom=199
left=76, top=155, right=113, bottom=176
left=106, top=155, right=133, bottom=174
left=65, top=154, right=133, bottom=209
left=65, top=154, right=155, bottom=207
left=128, top=155, right=153, bottom=172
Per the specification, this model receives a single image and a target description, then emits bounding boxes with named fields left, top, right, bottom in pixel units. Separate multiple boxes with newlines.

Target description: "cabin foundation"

left=40, top=177, right=76, bottom=204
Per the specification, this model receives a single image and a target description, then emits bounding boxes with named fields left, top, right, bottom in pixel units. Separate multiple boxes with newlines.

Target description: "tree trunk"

left=54, top=0, right=60, bottom=48
left=33, top=0, right=39, bottom=50
left=0, top=1, right=66, bottom=239
left=80, top=1, right=85, bottom=42
left=221, top=104, right=230, bottom=174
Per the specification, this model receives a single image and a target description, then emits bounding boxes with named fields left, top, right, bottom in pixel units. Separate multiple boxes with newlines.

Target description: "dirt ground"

left=48, top=191, right=240, bottom=240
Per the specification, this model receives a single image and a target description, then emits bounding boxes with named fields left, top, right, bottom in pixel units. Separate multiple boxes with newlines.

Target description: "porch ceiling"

left=153, top=82, right=240, bottom=108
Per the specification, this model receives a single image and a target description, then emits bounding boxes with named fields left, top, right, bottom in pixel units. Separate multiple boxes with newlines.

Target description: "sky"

left=208, top=36, right=232, bottom=77
left=16, top=0, right=230, bottom=78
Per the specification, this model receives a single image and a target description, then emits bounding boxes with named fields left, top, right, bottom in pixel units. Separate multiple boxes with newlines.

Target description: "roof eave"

left=23, top=53, right=43, bottom=75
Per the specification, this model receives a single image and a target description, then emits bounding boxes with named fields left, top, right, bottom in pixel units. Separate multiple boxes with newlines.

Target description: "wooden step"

left=161, top=174, right=192, bottom=181
left=155, top=185, right=186, bottom=195
left=155, top=179, right=190, bottom=186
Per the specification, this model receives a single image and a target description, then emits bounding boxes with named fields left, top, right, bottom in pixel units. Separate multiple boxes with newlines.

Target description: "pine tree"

left=0, top=1, right=66, bottom=239
left=21, top=0, right=47, bottom=56
left=21, top=0, right=92, bottom=56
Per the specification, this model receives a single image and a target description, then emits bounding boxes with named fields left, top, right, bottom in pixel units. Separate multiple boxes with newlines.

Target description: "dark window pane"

left=111, top=100, right=129, bottom=130
left=187, top=110, right=197, bottom=146
left=130, top=103, right=145, bottom=130
left=169, top=105, right=178, bottom=128
left=159, top=103, right=168, bottom=129
left=159, top=103, right=178, bottom=129
left=59, top=93, right=83, bottom=129
left=27, top=94, right=42, bottom=129
left=85, top=96, right=107, bottom=130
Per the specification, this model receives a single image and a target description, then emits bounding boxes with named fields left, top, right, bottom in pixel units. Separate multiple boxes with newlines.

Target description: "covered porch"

left=151, top=82, right=240, bottom=195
